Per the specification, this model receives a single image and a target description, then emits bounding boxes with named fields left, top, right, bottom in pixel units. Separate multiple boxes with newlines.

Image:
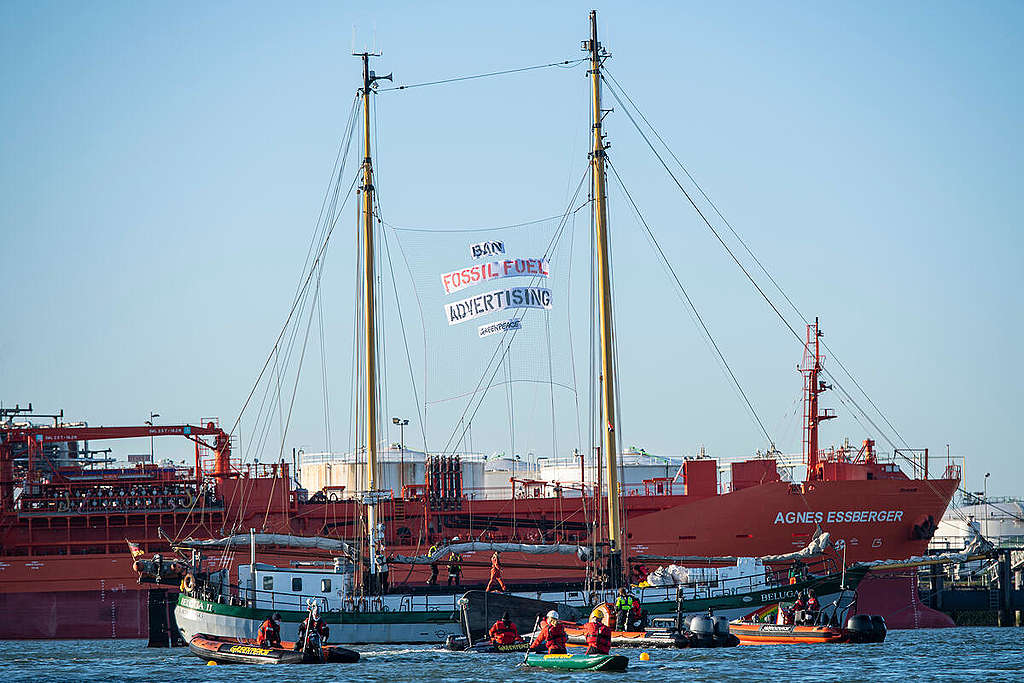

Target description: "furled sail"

left=390, top=541, right=592, bottom=564
left=178, top=533, right=353, bottom=556
left=634, top=532, right=833, bottom=566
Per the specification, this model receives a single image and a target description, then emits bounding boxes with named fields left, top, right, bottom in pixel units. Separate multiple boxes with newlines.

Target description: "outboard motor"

left=869, top=615, right=887, bottom=643
left=712, top=615, right=739, bottom=647
left=443, top=634, right=468, bottom=651
left=845, top=614, right=874, bottom=644
left=689, top=615, right=715, bottom=647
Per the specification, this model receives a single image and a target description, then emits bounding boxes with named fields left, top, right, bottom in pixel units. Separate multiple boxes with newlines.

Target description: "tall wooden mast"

left=355, top=51, right=390, bottom=586
left=585, top=10, right=622, bottom=584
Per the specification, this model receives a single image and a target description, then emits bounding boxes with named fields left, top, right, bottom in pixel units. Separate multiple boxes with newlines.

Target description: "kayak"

left=523, top=653, right=629, bottom=672
left=187, top=634, right=360, bottom=664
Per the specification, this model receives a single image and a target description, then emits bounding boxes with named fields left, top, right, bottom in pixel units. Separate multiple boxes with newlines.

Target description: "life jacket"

left=532, top=622, right=568, bottom=653
left=807, top=597, right=820, bottom=611
left=300, top=617, right=329, bottom=640
left=614, top=596, right=631, bottom=614
left=544, top=622, right=568, bottom=653
left=629, top=597, right=641, bottom=619
left=583, top=621, right=611, bottom=654
left=793, top=599, right=806, bottom=612
left=256, top=619, right=280, bottom=646
left=488, top=619, right=518, bottom=645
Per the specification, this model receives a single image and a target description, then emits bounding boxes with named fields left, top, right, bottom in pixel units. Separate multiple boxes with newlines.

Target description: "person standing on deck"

left=447, top=552, right=462, bottom=587
left=614, top=587, right=631, bottom=631
left=427, top=544, right=439, bottom=586
left=486, top=551, right=506, bottom=592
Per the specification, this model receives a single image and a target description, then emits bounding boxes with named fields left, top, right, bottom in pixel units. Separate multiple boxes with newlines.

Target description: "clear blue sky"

left=1, top=1, right=1021, bottom=496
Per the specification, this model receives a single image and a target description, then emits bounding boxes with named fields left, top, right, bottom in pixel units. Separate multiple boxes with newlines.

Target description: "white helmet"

left=547, top=610, right=559, bottom=621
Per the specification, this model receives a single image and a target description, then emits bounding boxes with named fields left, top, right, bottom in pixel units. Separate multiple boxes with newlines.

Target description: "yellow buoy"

left=207, top=661, right=218, bottom=666
left=640, top=652, right=650, bottom=661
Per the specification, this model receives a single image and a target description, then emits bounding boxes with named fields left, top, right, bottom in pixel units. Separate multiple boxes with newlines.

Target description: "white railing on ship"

left=201, top=583, right=462, bottom=613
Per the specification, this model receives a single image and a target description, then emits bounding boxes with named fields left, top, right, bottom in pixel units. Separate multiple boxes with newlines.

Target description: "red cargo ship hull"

left=0, top=469, right=959, bottom=638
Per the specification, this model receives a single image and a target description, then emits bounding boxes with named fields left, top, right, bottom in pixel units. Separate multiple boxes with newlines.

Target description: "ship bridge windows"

left=292, top=577, right=303, bottom=592
left=321, top=578, right=331, bottom=593
left=262, top=576, right=274, bottom=591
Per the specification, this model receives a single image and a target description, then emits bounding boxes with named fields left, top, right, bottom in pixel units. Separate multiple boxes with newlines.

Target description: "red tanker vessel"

left=0, top=325, right=960, bottom=638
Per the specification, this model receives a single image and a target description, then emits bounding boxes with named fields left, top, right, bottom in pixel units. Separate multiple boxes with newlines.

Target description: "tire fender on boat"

left=589, top=602, right=615, bottom=627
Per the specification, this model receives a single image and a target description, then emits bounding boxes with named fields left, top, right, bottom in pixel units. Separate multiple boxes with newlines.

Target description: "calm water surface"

left=0, top=628, right=1021, bottom=681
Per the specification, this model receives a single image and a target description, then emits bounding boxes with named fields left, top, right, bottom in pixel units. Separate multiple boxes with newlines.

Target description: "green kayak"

left=523, top=653, right=629, bottom=672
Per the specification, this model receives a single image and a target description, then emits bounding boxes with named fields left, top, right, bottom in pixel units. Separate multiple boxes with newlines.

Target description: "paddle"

left=524, top=614, right=541, bottom=664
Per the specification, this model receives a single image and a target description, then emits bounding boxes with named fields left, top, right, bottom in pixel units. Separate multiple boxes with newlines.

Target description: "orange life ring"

left=181, top=573, right=196, bottom=593
left=589, top=602, right=614, bottom=627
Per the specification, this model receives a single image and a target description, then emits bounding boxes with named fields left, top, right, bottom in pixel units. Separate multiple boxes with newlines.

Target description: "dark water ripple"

left=0, top=628, right=1021, bottom=681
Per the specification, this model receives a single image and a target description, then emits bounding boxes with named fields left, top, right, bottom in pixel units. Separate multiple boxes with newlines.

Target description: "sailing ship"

left=0, top=11, right=961, bottom=640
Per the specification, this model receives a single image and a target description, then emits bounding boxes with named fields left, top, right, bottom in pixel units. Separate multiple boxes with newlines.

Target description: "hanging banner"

left=445, top=287, right=552, bottom=325
left=440, top=257, right=550, bottom=295
left=478, top=318, right=522, bottom=338
left=469, top=240, right=505, bottom=259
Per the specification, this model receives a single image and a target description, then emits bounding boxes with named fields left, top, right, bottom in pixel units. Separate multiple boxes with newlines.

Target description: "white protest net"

left=389, top=214, right=588, bottom=457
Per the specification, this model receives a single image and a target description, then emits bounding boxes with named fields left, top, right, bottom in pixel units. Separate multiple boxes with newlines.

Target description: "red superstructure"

left=0, top=324, right=961, bottom=638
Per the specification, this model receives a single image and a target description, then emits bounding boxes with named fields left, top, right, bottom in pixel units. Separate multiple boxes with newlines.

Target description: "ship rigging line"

left=606, top=158, right=775, bottom=449
left=374, top=188, right=430, bottom=454
left=437, top=168, right=592, bottom=456
left=600, top=76, right=1012, bottom=531
left=600, top=76, right=914, bottom=456
left=226, top=96, right=360, bottom=455
left=377, top=58, right=588, bottom=93
left=602, top=69, right=915, bottom=455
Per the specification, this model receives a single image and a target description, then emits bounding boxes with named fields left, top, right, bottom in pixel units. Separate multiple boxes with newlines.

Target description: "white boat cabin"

left=238, top=561, right=355, bottom=612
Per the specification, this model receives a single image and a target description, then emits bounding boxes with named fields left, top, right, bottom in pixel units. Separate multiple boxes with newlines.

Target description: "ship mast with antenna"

left=584, top=10, right=623, bottom=586
left=354, top=49, right=391, bottom=593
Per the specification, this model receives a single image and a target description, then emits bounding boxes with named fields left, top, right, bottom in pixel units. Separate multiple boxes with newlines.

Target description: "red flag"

left=126, top=539, right=144, bottom=560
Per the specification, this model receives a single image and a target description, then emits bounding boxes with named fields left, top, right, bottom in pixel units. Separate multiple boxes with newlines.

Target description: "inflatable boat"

left=729, top=622, right=846, bottom=644
left=442, top=635, right=531, bottom=653
left=730, top=614, right=887, bottom=645
left=522, top=653, right=629, bottom=672
left=187, top=634, right=360, bottom=664
left=562, top=604, right=739, bottom=649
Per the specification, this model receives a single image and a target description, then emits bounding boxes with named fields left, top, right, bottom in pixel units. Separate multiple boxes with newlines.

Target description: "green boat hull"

left=523, top=653, right=628, bottom=671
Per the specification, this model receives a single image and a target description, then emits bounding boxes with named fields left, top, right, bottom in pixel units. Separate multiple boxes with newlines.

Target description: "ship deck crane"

left=0, top=422, right=234, bottom=511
